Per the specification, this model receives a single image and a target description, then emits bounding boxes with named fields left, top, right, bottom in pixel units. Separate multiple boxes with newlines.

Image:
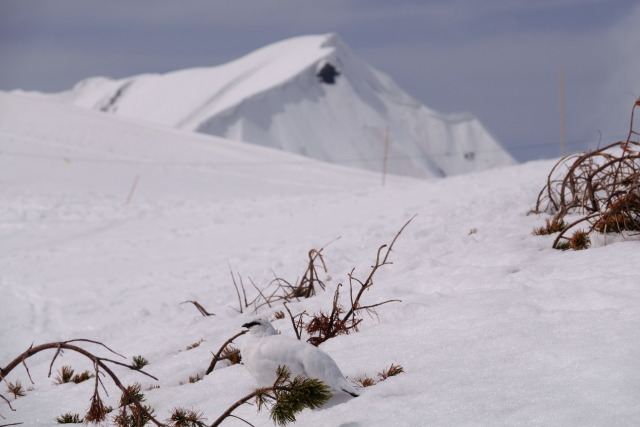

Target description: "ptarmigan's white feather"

left=240, top=319, right=359, bottom=397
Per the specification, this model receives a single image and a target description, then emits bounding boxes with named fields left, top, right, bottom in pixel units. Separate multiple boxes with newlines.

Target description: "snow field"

left=1, top=92, right=639, bottom=425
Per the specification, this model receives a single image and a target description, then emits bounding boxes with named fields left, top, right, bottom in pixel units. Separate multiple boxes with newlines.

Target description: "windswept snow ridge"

left=30, top=33, right=515, bottom=178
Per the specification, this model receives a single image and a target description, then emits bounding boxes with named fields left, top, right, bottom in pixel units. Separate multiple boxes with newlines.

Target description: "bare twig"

left=342, top=215, right=415, bottom=323
left=230, top=265, right=245, bottom=314
left=228, top=414, right=256, bottom=426
left=551, top=213, right=601, bottom=249
left=249, top=277, right=272, bottom=310
left=210, top=389, right=261, bottom=427
left=47, top=344, right=63, bottom=378
left=228, top=237, right=342, bottom=315
left=181, top=300, right=215, bottom=317
left=205, top=330, right=248, bottom=375
left=283, top=303, right=303, bottom=341
left=19, top=360, right=33, bottom=386
left=302, top=218, right=412, bottom=346
left=1, top=340, right=164, bottom=426
left=534, top=98, right=640, bottom=248
left=0, top=394, right=15, bottom=411
left=357, top=300, right=402, bottom=312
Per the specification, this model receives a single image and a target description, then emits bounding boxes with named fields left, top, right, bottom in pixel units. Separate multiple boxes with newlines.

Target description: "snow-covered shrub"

left=533, top=98, right=640, bottom=249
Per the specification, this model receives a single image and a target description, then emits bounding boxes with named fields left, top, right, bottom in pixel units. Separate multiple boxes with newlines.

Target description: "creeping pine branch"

left=0, top=339, right=164, bottom=426
left=210, top=366, right=332, bottom=427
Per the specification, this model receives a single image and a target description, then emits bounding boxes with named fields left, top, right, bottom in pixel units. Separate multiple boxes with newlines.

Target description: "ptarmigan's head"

left=242, top=318, right=278, bottom=337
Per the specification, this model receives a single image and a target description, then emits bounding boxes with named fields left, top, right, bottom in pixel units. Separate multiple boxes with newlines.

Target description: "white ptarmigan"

left=240, top=319, right=359, bottom=397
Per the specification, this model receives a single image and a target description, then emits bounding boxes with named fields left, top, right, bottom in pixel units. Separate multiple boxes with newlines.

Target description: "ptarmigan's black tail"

left=342, top=387, right=359, bottom=397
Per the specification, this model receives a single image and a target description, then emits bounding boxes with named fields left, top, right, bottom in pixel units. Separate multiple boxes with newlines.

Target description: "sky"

left=1, top=0, right=639, bottom=162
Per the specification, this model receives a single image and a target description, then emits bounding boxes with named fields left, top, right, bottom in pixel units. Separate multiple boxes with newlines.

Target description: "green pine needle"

left=55, top=412, right=82, bottom=423
left=6, top=380, right=26, bottom=398
left=72, top=370, right=94, bottom=384
left=270, top=375, right=333, bottom=426
left=54, top=365, right=75, bottom=384
left=554, top=241, right=571, bottom=251
left=119, top=383, right=145, bottom=407
left=167, top=407, right=207, bottom=427
left=131, top=355, right=149, bottom=370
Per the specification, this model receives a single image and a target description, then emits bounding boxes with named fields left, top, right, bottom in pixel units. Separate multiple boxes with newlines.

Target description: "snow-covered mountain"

left=31, top=33, right=515, bottom=178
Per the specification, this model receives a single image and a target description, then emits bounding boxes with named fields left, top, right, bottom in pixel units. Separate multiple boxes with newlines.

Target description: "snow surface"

left=23, top=33, right=515, bottom=179
left=1, top=91, right=639, bottom=426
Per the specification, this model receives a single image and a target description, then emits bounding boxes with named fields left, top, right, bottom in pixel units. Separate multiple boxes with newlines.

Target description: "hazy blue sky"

left=1, top=0, right=639, bottom=161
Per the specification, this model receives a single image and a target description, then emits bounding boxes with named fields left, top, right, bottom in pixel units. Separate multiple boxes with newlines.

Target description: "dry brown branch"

left=294, top=249, right=328, bottom=298
left=47, top=344, right=63, bottom=377
left=19, top=359, right=33, bottom=387
left=534, top=98, right=640, bottom=248
left=357, top=300, right=402, bottom=312
left=229, top=265, right=255, bottom=314
left=205, top=330, right=248, bottom=375
left=0, top=394, right=16, bottom=412
left=551, top=213, right=601, bottom=249
left=226, top=414, right=256, bottom=426
left=0, top=340, right=163, bottom=426
left=296, top=217, right=413, bottom=346
left=342, top=215, right=415, bottom=323
left=230, top=237, right=342, bottom=314
left=181, top=301, right=215, bottom=317
left=306, top=285, right=352, bottom=347
left=283, top=303, right=306, bottom=341
left=230, top=268, right=244, bottom=313
left=249, top=277, right=272, bottom=309
left=210, top=388, right=261, bottom=427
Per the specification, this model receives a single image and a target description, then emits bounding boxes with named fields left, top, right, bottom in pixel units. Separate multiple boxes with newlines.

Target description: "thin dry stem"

left=534, top=99, right=640, bottom=248
left=205, top=330, right=248, bottom=375
left=1, top=340, right=164, bottom=426
left=181, top=300, right=215, bottom=317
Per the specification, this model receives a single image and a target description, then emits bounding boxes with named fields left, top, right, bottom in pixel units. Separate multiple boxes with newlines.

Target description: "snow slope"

left=1, top=92, right=639, bottom=426
left=28, top=33, right=515, bottom=179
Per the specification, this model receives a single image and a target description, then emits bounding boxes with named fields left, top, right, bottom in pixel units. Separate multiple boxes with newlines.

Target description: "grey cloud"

left=599, top=3, right=640, bottom=140
left=0, top=0, right=637, bottom=161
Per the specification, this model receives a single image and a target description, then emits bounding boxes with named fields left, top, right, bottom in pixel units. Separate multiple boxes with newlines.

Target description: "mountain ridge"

left=23, top=33, right=515, bottom=178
